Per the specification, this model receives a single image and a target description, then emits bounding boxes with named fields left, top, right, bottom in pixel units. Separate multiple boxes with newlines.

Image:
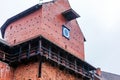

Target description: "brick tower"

left=0, top=0, right=101, bottom=80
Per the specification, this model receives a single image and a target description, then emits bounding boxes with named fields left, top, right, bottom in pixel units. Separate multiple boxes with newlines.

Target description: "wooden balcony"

left=0, top=36, right=97, bottom=80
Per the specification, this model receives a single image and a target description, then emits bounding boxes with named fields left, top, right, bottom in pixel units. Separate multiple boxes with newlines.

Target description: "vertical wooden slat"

left=27, top=43, right=31, bottom=59
left=39, top=39, right=42, bottom=55
left=3, top=53, right=5, bottom=61
left=48, top=44, right=51, bottom=59
left=38, top=55, right=42, bottom=78
left=65, top=53, right=68, bottom=66
left=75, top=59, right=77, bottom=72
left=38, top=38, right=43, bottom=78
left=82, top=65, right=85, bottom=75
left=58, top=50, right=60, bottom=65
left=92, top=70, right=95, bottom=80
left=18, top=46, right=22, bottom=62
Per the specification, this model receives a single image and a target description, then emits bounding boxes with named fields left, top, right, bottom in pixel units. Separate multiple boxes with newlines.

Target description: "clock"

left=62, top=25, right=70, bottom=39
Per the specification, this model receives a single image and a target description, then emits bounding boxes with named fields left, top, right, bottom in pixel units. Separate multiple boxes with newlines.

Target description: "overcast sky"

left=0, top=0, right=120, bottom=75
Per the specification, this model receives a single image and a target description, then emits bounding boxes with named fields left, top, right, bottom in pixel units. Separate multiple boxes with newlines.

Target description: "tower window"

left=62, top=25, right=70, bottom=39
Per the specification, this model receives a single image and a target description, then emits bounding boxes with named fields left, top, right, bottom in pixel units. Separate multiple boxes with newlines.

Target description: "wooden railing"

left=0, top=50, right=11, bottom=62
left=0, top=40, right=94, bottom=79
left=41, top=46, right=93, bottom=78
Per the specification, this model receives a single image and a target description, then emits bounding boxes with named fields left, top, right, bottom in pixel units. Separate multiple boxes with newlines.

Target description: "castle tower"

left=0, top=0, right=101, bottom=80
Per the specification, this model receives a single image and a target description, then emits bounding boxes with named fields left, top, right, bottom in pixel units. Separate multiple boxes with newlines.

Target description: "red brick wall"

left=14, top=62, right=39, bottom=80
left=0, top=61, right=13, bottom=80
left=0, top=61, right=82, bottom=80
left=4, top=8, right=42, bottom=44
left=13, top=62, right=81, bottom=80
left=40, top=62, right=79, bottom=80
left=4, top=0, right=85, bottom=60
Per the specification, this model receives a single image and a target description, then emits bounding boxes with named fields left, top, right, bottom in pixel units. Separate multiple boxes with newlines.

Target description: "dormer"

left=62, top=9, right=80, bottom=21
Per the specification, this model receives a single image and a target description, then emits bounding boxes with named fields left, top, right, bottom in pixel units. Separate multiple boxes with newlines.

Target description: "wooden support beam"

left=65, top=53, right=69, bottom=66
left=87, top=65, right=90, bottom=76
left=57, top=50, right=60, bottom=65
left=39, top=39, right=42, bottom=55
left=38, top=55, right=42, bottom=78
left=92, top=70, right=95, bottom=80
left=82, top=65, right=85, bottom=75
left=27, top=43, right=31, bottom=59
left=18, top=46, right=22, bottom=62
left=2, top=53, right=5, bottom=61
left=37, top=38, right=43, bottom=78
left=48, top=44, right=51, bottom=59
left=75, top=59, right=77, bottom=72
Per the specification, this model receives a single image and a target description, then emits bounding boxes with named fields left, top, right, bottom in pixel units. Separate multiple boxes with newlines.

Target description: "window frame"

left=62, top=25, right=70, bottom=40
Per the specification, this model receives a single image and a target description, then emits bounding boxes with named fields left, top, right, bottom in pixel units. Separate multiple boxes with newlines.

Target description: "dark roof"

left=1, top=4, right=42, bottom=38
left=102, top=71, right=120, bottom=80
left=62, top=9, right=80, bottom=21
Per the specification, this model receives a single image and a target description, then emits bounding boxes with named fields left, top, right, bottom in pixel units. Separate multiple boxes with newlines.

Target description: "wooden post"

left=87, top=66, right=90, bottom=76
left=39, top=39, right=42, bottom=55
left=3, top=53, right=5, bottom=61
left=75, top=59, right=77, bottom=72
left=38, top=55, right=42, bottom=78
left=38, top=38, right=43, bottom=78
left=82, top=65, right=85, bottom=75
left=27, top=42, right=31, bottom=59
left=48, top=44, right=51, bottom=59
left=65, top=53, right=69, bottom=66
left=18, top=46, right=22, bottom=62
left=57, top=50, right=60, bottom=65
left=92, top=70, right=95, bottom=80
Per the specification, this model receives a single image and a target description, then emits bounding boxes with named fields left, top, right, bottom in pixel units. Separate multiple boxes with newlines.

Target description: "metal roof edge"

left=0, top=38, right=10, bottom=47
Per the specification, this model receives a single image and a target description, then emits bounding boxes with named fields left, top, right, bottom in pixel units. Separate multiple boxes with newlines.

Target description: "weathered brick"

left=13, top=62, right=39, bottom=80
left=4, top=0, right=85, bottom=60
left=12, top=61, right=82, bottom=80
left=0, top=61, right=14, bottom=80
left=0, top=0, right=88, bottom=80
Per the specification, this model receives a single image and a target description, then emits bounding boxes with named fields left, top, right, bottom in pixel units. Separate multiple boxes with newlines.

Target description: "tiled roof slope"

left=102, top=71, right=120, bottom=80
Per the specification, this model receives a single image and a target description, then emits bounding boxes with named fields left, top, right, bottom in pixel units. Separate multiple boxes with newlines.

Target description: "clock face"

left=62, top=25, right=70, bottom=39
